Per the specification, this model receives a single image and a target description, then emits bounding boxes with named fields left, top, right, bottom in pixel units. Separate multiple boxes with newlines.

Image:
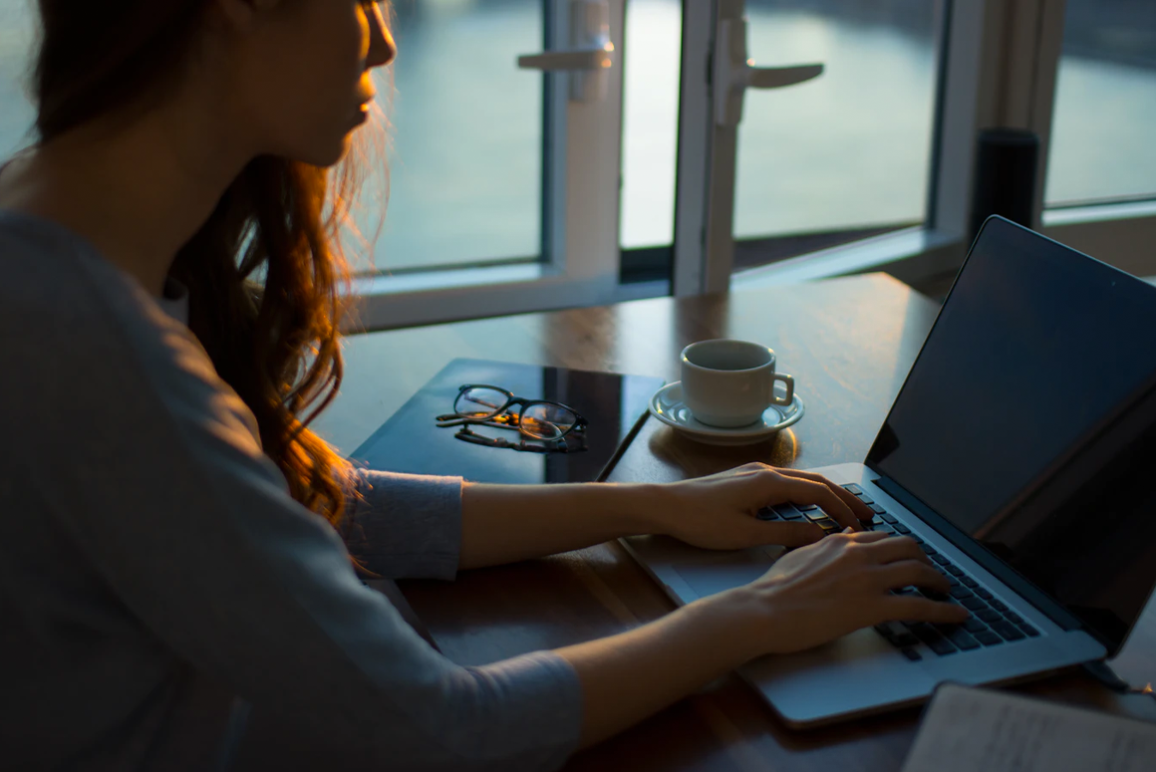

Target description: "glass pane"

left=733, top=0, right=942, bottom=242
left=455, top=387, right=509, bottom=419
left=1045, top=0, right=1156, bottom=207
left=619, top=0, right=682, bottom=250
left=0, top=0, right=37, bottom=158
left=0, top=1, right=545, bottom=275
left=521, top=402, right=577, bottom=438
left=368, top=0, right=544, bottom=272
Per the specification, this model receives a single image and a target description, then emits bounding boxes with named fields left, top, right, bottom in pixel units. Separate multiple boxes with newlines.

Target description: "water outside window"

left=0, top=0, right=34, bottom=161
left=619, top=0, right=682, bottom=250
left=731, top=0, right=942, bottom=241
left=370, top=0, right=544, bottom=272
left=1046, top=0, right=1156, bottom=207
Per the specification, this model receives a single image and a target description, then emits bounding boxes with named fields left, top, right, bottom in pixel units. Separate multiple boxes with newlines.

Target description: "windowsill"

left=731, top=227, right=962, bottom=290
left=1043, top=199, right=1156, bottom=227
left=348, top=261, right=549, bottom=296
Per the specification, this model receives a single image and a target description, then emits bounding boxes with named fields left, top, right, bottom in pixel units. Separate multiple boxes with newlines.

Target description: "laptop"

left=622, top=216, right=1156, bottom=727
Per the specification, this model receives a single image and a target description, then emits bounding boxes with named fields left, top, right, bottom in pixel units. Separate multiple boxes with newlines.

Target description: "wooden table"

left=313, top=273, right=1156, bottom=770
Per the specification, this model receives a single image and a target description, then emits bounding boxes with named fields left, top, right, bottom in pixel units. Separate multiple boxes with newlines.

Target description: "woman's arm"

left=459, top=465, right=877, bottom=570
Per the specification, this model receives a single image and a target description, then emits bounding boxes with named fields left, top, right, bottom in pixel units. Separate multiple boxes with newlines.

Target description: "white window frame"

left=694, top=0, right=1156, bottom=293
left=344, top=0, right=629, bottom=334
left=344, top=0, right=1156, bottom=334
left=672, top=0, right=991, bottom=293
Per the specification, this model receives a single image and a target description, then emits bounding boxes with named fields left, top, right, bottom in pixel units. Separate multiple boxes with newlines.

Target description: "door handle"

left=713, top=15, right=824, bottom=127
left=517, top=0, right=614, bottom=102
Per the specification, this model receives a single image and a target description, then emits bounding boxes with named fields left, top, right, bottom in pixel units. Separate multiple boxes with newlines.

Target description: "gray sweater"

left=0, top=210, right=583, bottom=770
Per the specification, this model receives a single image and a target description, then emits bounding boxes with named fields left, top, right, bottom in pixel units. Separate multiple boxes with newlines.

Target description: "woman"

left=0, top=1, right=967, bottom=769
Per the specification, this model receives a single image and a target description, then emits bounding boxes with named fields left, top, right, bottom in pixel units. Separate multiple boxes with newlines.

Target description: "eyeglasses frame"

left=438, top=383, right=589, bottom=442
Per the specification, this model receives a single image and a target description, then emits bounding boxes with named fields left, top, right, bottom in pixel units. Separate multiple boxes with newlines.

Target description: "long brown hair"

left=25, top=1, right=388, bottom=533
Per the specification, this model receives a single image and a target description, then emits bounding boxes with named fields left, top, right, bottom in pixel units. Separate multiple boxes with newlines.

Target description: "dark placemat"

left=350, top=358, right=665, bottom=484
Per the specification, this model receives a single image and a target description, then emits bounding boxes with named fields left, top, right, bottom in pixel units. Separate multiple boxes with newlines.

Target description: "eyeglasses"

left=436, top=384, right=588, bottom=453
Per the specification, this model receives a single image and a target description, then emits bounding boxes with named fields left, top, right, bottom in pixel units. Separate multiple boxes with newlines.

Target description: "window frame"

left=732, top=0, right=1156, bottom=291
left=345, top=0, right=630, bottom=333
left=346, top=0, right=1156, bottom=334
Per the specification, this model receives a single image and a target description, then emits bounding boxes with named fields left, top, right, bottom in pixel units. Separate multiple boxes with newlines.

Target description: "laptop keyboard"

left=756, top=483, right=1041, bottom=661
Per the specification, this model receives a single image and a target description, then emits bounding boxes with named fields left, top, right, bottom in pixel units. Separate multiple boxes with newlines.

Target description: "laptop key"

left=946, top=565, right=964, bottom=577
left=804, top=511, right=828, bottom=522
left=908, top=623, right=956, bottom=656
left=991, top=621, right=1026, bottom=641
left=990, top=599, right=1009, bottom=612
left=875, top=621, right=919, bottom=648
left=947, top=629, right=980, bottom=651
left=878, top=512, right=898, bottom=524
left=894, top=523, right=911, bottom=534
left=948, top=585, right=974, bottom=599
left=961, top=577, right=978, bottom=588
left=1019, top=622, right=1040, bottom=637
left=756, top=507, right=780, bottom=521
left=920, top=543, right=939, bottom=555
left=858, top=494, right=875, bottom=505
left=869, top=504, right=887, bottom=514
left=977, top=608, right=1002, bottom=624
left=908, top=534, right=924, bottom=544
left=843, top=484, right=863, bottom=495
left=795, top=503, right=819, bottom=511
left=900, top=647, right=922, bottom=661
left=1004, top=611, right=1024, bottom=624
left=975, top=630, right=1003, bottom=647
left=933, top=568, right=960, bottom=586
left=960, top=596, right=987, bottom=611
left=928, top=637, right=958, bottom=656
left=931, top=554, right=950, bottom=565
left=963, top=618, right=988, bottom=634
left=975, top=587, right=993, bottom=600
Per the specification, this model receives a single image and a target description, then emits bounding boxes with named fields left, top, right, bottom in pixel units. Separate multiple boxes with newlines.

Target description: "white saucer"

left=647, top=382, right=805, bottom=446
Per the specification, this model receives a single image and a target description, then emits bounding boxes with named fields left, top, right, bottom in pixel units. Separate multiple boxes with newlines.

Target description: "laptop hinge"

left=864, top=465, right=1098, bottom=641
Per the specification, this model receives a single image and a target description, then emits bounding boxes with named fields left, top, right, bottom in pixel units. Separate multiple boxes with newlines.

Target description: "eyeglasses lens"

left=454, top=387, right=508, bottom=419
left=520, top=403, right=578, bottom=440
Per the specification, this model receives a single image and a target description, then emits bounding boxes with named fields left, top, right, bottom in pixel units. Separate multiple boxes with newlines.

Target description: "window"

left=733, top=0, right=941, bottom=253
left=0, top=0, right=36, bottom=159
left=370, top=0, right=544, bottom=272
left=4, top=0, right=1153, bottom=325
left=1045, top=0, right=1156, bottom=206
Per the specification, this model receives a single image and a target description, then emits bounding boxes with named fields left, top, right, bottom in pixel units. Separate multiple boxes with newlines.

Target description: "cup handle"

left=771, top=373, right=795, bottom=406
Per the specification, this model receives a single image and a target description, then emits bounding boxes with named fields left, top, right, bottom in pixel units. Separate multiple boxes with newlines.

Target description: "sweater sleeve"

left=340, top=466, right=464, bottom=580
left=15, top=274, right=584, bottom=770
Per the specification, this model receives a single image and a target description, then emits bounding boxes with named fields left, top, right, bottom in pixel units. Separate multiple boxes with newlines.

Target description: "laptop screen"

left=867, top=217, right=1156, bottom=649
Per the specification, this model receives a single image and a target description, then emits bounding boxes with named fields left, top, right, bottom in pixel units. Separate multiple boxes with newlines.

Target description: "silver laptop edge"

left=621, top=461, right=1107, bottom=727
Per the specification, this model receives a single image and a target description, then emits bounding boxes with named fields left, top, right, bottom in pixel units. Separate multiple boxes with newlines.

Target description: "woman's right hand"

left=720, top=530, right=970, bottom=657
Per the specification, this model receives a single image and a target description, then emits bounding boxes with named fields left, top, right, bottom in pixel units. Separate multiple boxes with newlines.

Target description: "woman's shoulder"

left=0, top=208, right=222, bottom=405
left=1, top=208, right=183, bottom=334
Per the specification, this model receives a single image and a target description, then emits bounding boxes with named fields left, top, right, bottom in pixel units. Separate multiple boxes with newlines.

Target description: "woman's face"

left=222, top=0, right=396, bottom=166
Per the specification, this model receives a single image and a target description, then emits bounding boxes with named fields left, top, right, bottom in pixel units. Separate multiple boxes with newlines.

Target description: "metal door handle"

left=517, top=0, right=613, bottom=101
left=714, top=16, right=824, bottom=126
left=517, top=46, right=613, bottom=72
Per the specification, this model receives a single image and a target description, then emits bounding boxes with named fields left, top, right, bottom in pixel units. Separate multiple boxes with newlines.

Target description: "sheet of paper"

left=901, top=683, right=1156, bottom=772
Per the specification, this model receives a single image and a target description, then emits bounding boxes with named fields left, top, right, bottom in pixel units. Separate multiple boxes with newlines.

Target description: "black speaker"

left=970, top=128, right=1039, bottom=241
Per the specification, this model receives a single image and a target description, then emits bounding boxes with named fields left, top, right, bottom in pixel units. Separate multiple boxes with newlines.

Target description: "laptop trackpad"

left=673, top=547, right=783, bottom=599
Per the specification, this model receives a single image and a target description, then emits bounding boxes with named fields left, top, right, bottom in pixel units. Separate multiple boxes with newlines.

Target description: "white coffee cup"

left=679, top=339, right=796, bottom=428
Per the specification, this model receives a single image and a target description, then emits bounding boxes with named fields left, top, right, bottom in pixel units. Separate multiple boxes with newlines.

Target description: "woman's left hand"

left=648, top=463, right=876, bottom=550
